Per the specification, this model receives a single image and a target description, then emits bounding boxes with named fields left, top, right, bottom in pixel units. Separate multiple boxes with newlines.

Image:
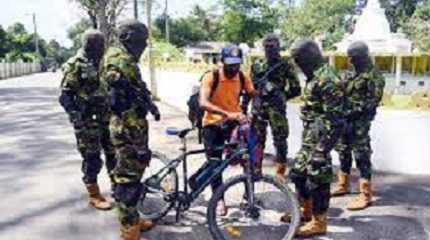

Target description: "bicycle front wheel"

left=137, top=151, right=178, bottom=221
left=207, top=174, right=300, bottom=240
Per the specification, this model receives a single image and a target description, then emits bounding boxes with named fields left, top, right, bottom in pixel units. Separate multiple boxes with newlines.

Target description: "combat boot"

left=120, top=223, right=145, bottom=240
left=275, top=162, right=287, bottom=182
left=139, top=219, right=154, bottom=232
left=347, top=179, right=372, bottom=210
left=280, top=199, right=312, bottom=223
left=331, top=171, right=350, bottom=197
left=295, top=212, right=328, bottom=238
left=86, top=183, right=113, bottom=210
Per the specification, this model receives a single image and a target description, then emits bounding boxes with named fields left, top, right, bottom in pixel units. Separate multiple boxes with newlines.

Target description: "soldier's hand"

left=69, top=111, right=82, bottom=124
left=153, top=112, right=161, bottom=121
left=150, top=104, right=161, bottom=121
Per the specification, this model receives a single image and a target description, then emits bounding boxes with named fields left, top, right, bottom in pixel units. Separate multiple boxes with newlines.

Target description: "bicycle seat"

left=166, top=127, right=193, bottom=138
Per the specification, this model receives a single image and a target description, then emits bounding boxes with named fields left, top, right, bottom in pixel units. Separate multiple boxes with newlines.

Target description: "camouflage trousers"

left=335, top=118, right=373, bottom=180
left=290, top=120, right=335, bottom=214
left=251, top=107, right=289, bottom=165
left=72, top=115, right=117, bottom=185
left=109, top=112, right=151, bottom=226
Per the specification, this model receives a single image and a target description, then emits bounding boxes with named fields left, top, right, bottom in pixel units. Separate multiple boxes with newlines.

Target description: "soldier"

left=332, top=41, right=385, bottom=211
left=286, top=39, right=345, bottom=237
left=101, top=20, right=160, bottom=240
left=244, top=34, right=301, bottom=180
left=59, top=30, right=116, bottom=211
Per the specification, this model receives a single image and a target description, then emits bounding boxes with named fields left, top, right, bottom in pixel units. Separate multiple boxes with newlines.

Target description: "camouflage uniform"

left=101, top=45, right=156, bottom=226
left=335, top=65, right=385, bottom=180
left=248, top=58, right=301, bottom=165
left=60, top=49, right=116, bottom=185
left=290, top=63, right=345, bottom=214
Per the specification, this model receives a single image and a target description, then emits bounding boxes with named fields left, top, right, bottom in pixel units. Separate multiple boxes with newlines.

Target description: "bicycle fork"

left=175, top=138, right=189, bottom=223
left=243, top=154, right=261, bottom=219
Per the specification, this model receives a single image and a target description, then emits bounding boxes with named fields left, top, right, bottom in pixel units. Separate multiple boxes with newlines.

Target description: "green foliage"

left=143, top=41, right=185, bottom=63
left=67, top=18, right=93, bottom=52
left=380, top=0, right=425, bottom=32
left=3, top=23, right=45, bottom=62
left=402, top=1, right=430, bottom=52
left=281, top=0, right=355, bottom=49
left=0, top=25, right=9, bottom=58
left=154, top=1, right=288, bottom=47
left=46, top=40, right=73, bottom=65
left=154, top=17, right=205, bottom=47
left=0, top=22, right=70, bottom=64
left=220, top=0, right=287, bottom=45
left=153, top=5, right=221, bottom=47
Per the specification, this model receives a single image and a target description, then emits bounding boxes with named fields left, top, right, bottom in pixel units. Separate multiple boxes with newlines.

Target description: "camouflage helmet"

left=263, top=33, right=280, bottom=46
left=347, top=41, right=369, bottom=58
left=117, top=19, right=148, bottom=42
left=117, top=20, right=148, bottom=59
left=290, top=39, right=323, bottom=76
left=81, top=29, right=105, bottom=48
left=81, top=29, right=105, bottom=62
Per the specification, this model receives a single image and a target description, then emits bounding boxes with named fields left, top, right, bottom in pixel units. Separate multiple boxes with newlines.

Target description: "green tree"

left=282, top=0, right=355, bottom=49
left=220, top=0, right=288, bottom=45
left=46, top=39, right=71, bottom=64
left=402, top=1, right=430, bottom=52
left=0, top=25, right=9, bottom=58
left=154, top=4, right=221, bottom=47
left=380, top=0, right=425, bottom=32
left=5, top=23, right=44, bottom=62
left=154, top=17, right=205, bottom=47
left=0, top=22, right=69, bottom=63
left=71, top=0, right=127, bottom=43
left=188, top=5, right=222, bottom=41
left=67, top=18, right=93, bottom=52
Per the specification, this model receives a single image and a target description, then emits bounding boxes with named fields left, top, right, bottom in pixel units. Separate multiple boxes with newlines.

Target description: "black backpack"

left=187, top=69, right=245, bottom=143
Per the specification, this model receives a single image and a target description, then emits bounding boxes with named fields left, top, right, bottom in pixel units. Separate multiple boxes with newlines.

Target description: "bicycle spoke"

left=137, top=151, right=178, bottom=221
left=208, top=175, right=300, bottom=240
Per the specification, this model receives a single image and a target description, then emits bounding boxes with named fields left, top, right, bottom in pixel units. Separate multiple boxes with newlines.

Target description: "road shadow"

left=325, top=215, right=430, bottom=240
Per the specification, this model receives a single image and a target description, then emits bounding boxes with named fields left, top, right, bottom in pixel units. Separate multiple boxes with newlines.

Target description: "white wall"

left=0, top=62, right=42, bottom=80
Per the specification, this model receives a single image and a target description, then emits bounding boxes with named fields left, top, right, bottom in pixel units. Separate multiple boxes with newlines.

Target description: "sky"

left=0, top=0, right=214, bottom=48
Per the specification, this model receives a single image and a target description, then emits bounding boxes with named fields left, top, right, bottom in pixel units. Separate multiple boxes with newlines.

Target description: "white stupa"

left=336, top=0, right=412, bottom=53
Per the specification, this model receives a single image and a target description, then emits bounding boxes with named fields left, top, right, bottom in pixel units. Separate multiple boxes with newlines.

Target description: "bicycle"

left=137, top=123, right=300, bottom=240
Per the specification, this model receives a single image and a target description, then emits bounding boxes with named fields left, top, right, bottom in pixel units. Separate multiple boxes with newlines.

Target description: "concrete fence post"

left=11, top=62, right=14, bottom=77
left=0, top=61, right=43, bottom=80
left=0, top=63, right=4, bottom=79
left=13, top=62, right=17, bottom=77
left=18, top=62, right=23, bottom=76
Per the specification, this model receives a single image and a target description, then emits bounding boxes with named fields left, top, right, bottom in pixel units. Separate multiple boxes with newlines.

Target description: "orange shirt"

left=201, top=69, right=254, bottom=127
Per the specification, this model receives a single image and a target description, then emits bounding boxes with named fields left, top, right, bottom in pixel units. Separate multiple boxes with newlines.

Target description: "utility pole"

left=134, top=0, right=138, bottom=19
left=146, top=0, right=158, bottom=99
left=32, top=13, right=40, bottom=57
left=164, top=0, right=170, bottom=43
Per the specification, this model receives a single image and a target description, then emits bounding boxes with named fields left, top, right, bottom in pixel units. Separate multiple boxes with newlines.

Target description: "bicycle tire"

left=207, top=174, right=300, bottom=240
left=138, top=151, right=179, bottom=221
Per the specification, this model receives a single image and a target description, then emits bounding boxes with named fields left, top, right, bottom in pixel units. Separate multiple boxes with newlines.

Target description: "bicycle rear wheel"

left=207, top=174, right=300, bottom=240
left=137, top=151, right=178, bottom=221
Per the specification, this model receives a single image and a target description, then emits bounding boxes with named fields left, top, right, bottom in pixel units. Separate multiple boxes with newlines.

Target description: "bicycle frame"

left=144, top=126, right=256, bottom=221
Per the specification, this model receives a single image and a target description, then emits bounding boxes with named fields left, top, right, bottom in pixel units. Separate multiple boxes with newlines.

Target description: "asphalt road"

left=0, top=73, right=429, bottom=240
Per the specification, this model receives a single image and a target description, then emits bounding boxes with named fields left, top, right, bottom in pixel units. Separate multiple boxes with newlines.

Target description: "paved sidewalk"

left=0, top=73, right=429, bottom=240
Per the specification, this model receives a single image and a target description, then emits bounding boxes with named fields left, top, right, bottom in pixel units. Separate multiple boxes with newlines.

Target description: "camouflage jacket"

left=101, top=45, right=153, bottom=118
left=247, top=58, right=301, bottom=114
left=344, top=65, right=385, bottom=119
left=60, top=49, right=108, bottom=112
left=301, top=63, right=345, bottom=127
